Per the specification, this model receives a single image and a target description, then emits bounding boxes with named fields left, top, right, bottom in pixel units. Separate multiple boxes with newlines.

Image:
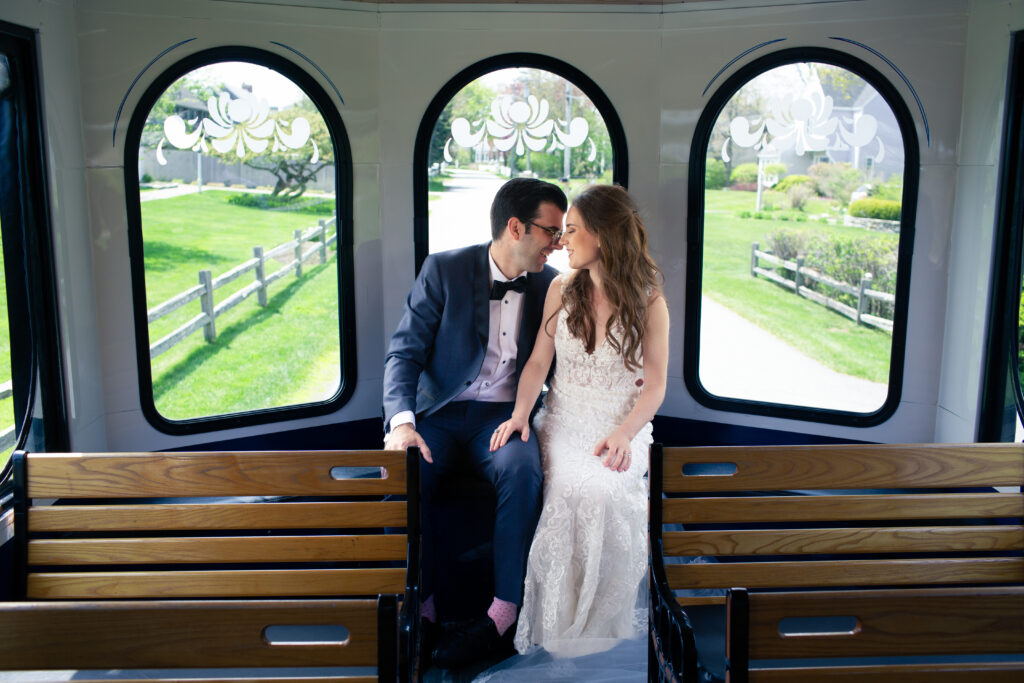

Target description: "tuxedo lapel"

left=472, top=244, right=490, bottom=347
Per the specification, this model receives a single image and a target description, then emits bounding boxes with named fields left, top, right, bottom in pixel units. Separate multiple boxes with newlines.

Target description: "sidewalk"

left=699, top=296, right=888, bottom=412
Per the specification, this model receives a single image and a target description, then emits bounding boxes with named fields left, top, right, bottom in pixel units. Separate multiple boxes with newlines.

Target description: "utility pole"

left=563, top=87, right=573, bottom=180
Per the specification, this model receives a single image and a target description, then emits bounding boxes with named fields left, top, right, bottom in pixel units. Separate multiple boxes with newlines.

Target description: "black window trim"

left=0, top=19, right=69, bottom=473
left=684, top=46, right=920, bottom=427
left=412, top=52, right=629, bottom=273
left=980, top=31, right=1024, bottom=441
left=123, top=45, right=356, bottom=435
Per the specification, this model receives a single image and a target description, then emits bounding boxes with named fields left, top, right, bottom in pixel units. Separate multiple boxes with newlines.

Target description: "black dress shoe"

left=431, top=616, right=513, bottom=670
left=419, top=619, right=439, bottom=672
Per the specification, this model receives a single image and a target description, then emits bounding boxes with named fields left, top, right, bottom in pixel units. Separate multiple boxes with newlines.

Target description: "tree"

left=709, top=83, right=764, bottom=179
left=430, top=79, right=495, bottom=170
left=815, top=65, right=869, bottom=106
left=221, top=98, right=333, bottom=200
left=142, top=77, right=217, bottom=150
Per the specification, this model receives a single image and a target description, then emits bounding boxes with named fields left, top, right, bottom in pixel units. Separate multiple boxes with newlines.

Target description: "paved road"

left=429, top=168, right=571, bottom=271
left=699, top=296, right=888, bottom=412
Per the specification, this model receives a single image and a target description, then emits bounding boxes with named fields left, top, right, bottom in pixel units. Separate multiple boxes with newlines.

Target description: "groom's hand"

left=385, top=423, right=432, bottom=463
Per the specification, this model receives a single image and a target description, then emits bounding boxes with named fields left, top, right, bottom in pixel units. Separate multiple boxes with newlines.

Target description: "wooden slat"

left=29, top=534, right=407, bottom=565
left=664, top=526, right=1024, bottom=556
left=26, top=451, right=407, bottom=498
left=662, top=443, right=1024, bottom=491
left=673, top=594, right=726, bottom=606
left=0, top=599, right=378, bottom=669
left=749, top=663, right=1024, bottom=682
left=667, top=557, right=1024, bottom=590
left=662, top=493, right=1024, bottom=524
left=27, top=568, right=406, bottom=598
left=745, top=587, right=1024, bottom=659
left=29, top=500, right=408, bottom=532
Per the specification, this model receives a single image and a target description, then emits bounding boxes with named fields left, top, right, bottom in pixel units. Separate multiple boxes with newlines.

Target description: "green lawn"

left=141, top=191, right=341, bottom=420
left=702, top=189, right=896, bottom=383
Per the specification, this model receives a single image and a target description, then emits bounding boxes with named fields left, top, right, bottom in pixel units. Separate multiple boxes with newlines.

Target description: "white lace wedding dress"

left=513, top=307, right=651, bottom=658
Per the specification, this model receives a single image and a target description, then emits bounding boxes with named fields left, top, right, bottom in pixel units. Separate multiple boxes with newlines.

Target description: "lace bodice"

left=540, top=307, right=650, bottom=443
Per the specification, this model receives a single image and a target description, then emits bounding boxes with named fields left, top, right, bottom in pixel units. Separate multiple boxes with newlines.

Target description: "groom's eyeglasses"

left=524, top=220, right=563, bottom=242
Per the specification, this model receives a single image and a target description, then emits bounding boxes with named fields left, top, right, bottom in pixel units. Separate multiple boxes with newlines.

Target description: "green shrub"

left=705, top=159, right=728, bottom=190
left=765, top=229, right=898, bottom=307
left=730, top=162, right=759, bottom=185
left=870, top=175, right=903, bottom=202
left=141, top=173, right=154, bottom=184
left=808, top=162, right=864, bottom=202
left=774, top=174, right=812, bottom=192
left=766, top=229, right=809, bottom=261
left=849, top=198, right=901, bottom=221
left=764, top=162, right=787, bottom=178
left=787, top=184, right=814, bottom=211
left=227, top=193, right=335, bottom=215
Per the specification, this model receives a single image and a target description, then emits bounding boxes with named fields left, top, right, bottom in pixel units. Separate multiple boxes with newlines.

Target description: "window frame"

left=684, top=47, right=920, bottom=426
left=412, top=52, right=628, bottom=273
left=123, top=46, right=356, bottom=435
left=0, top=19, right=69, bottom=471
left=980, top=31, right=1024, bottom=441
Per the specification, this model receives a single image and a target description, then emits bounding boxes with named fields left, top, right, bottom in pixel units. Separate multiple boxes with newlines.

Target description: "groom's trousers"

left=417, top=400, right=543, bottom=608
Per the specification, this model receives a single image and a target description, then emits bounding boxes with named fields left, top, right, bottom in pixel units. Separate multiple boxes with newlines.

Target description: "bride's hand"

left=594, top=430, right=633, bottom=472
left=490, top=415, right=530, bottom=451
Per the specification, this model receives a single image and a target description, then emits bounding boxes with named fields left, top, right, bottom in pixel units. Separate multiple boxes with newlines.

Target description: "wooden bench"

left=0, top=596, right=397, bottom=682
left=726, top=586, right=1024, bottom=681
left=649, top=441, right=1024, bottom=681
left=1, top=448, right=421, bottom=681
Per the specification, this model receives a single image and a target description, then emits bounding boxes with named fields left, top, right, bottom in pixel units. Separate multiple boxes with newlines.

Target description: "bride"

left=490, top=184, right=669, bottom=657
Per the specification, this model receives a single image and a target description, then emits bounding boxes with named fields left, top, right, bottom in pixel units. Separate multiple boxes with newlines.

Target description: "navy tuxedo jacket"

left=383, top=243, right=557, bottom=429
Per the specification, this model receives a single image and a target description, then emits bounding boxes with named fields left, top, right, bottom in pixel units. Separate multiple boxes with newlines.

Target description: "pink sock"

left=422, top=594, right=437, bottom=623
left=487, top=597, right=517, bottom=635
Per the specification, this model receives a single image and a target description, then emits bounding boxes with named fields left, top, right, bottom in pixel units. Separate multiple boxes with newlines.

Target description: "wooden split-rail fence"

left=148, top=218, right=337, bottom=358
left=750, top=242, right=894, bottom=333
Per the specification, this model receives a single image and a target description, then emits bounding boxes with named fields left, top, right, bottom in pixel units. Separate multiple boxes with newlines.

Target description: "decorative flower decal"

left=444, top=94, right=596, bottom=163
left=157, top=91, right=316, bottom=164
left=721, top=70, right=883, bottom=163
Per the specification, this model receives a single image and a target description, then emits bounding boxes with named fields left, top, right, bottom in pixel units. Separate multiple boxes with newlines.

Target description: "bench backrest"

left=725, top=586, right=1024, bottom=682
left=9, top=449, right=419, bottom=601
left=651, top=442, right=1024, bottom=603
left=0, top=595, right=397, bottom=680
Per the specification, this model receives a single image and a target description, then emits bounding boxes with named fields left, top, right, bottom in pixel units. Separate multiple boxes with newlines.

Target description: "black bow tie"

left=490, top=276, right=527, bottom=300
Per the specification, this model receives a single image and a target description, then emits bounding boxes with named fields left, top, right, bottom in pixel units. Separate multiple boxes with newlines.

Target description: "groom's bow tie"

left=490, top=276, right=527, bottom=300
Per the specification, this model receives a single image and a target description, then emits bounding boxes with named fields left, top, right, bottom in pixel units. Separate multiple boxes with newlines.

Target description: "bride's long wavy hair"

left=550, top=185, right=663, bottom=371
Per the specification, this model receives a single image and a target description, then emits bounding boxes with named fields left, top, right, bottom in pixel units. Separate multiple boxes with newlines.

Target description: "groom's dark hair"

left=490, top=178, right=568, bottom=241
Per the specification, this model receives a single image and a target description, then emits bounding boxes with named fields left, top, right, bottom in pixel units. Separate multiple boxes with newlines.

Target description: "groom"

left=383, top=177, right=566, bottom=669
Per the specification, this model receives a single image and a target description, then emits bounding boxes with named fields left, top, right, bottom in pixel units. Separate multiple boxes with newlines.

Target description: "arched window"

left=125, top=48, right=354, bottom=434
left=414, top=53, right=627, bottom=272
left=685, top=48, right=919, bottom=425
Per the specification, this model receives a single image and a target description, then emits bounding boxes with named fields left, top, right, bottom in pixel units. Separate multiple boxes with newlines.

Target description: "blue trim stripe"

left=702, top=38, right=788, bottom=96
left=270, top=41, right=344, bottom=106
left=113, top=38, right=197, bottom=146
left=830, top=36, right=930, bottom=146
